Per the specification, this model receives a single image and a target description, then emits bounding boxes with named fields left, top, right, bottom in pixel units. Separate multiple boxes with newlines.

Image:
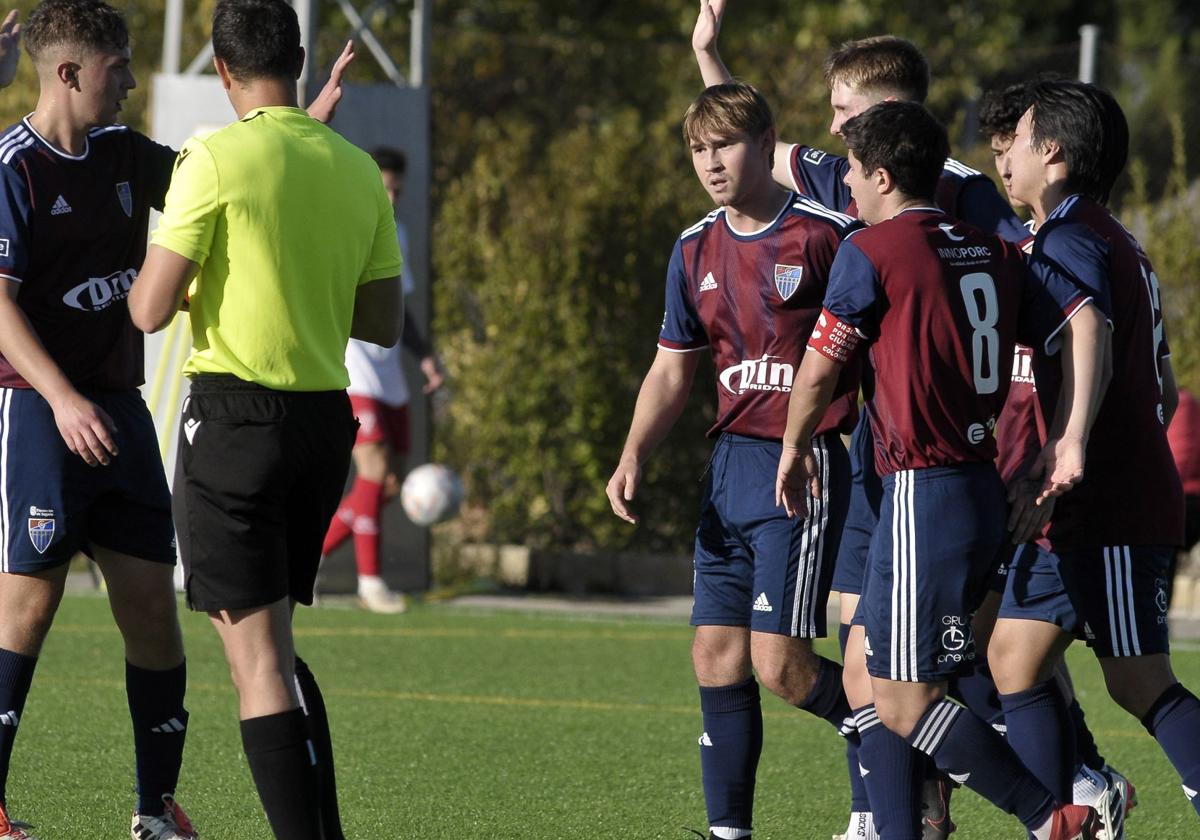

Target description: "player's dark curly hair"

left=840, top=101, right=949, bottom=202
left=978, top=82, right=1031, bottom=140
left=823, top=36, right=929, bottom=103
left=25, top=0, right=128, bottom=60
left=212, top=0, right=303, bottom=82
left=1026, top=80, right=1128, bottom=205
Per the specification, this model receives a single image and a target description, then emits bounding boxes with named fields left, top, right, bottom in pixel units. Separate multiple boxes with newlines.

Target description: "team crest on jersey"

left=27, top=506, right=56, bottom=555
left=116, top=181, right=132, bottom=218
left=774, top=264, right=803, bottom=300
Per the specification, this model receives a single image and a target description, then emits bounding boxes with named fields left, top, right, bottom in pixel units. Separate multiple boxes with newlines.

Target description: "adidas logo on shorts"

left=753, top=592, right=772, bottom=612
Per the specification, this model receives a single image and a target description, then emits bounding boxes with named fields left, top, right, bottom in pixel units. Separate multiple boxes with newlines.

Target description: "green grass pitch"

left=8, top=593, right=1200, bottom=838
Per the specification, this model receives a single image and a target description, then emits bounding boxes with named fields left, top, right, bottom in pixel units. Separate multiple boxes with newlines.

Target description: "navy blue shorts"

left=691, top=432, right=849, bottom=638
left=0, top=386, right=175, bottom=572
left=856, top=463, right=1006, bottom=682
left=830, top=417, right=882, bottom=597
left=999, top=542, right=1172, bottom=658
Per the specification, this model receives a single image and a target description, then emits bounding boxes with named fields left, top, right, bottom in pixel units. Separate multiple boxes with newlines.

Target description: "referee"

left=129, top=1, right=401, bottom=838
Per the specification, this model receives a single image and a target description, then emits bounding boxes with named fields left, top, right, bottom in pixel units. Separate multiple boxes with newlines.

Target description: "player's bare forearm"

left=781, top=350, right=841, bottom=450
left=1053, top=304, right=1108, bottom=443
left=130, top=246, right=199, bottom=333
left=0, top=285, right=78, bottom=406
left=607, top=349, right=700, bottom=524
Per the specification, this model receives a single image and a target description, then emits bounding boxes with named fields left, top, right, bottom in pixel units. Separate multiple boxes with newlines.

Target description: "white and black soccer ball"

left=400, top=463, right=464, bottom=527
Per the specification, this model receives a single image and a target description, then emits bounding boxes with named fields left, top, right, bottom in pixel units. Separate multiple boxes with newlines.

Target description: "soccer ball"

left=400, top=463, right=464, bottom=526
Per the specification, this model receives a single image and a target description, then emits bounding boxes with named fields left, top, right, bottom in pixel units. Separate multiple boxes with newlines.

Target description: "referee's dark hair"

left=1026, top=80, right=1128, bottom=205
left=25, top=0, right=128, bottom=60
left=212, top=0, right=303, bottom=82
left=840, top=100, right=949, bottom=203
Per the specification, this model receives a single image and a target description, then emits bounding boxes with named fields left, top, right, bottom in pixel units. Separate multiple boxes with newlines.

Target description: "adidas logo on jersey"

left=699, top=272, right=718, bottom=292
left=50, top=195, right=72, bottom=215
left=150, top=717, right=186, bottom=734
left=753, top=592, right=772, bottom=613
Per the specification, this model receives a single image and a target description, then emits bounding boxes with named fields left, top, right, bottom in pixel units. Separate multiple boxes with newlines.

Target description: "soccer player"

left=127, top=1, right=402, bottom=837
left=691, top=6, right=1029, bottom=837
left=605, top=81, right=861, bottom=840
left=988, top=79, right=1200, bottom=826
left=322, top=146, right=445, bottom=614
left=776, top=99, right=1108, bottom=840
left=977, top=84, right=1135, bottom=837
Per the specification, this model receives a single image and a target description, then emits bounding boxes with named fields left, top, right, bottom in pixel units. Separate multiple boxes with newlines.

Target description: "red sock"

left=322, top=504, right=354, bottom=555
left=348, top=478, right=384, bottom=577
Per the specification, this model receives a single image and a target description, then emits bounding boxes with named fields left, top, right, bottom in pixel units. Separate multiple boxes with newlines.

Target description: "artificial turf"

left=8, top=592, right=1200, bottom=838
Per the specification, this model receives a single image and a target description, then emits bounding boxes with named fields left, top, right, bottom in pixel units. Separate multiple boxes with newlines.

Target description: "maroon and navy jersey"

left=1029, top=195, right=1184, bottom=549
left=785, top=144, right=1029, bottom=244
left=995, top=224, right=1044, bottom=485
left=659, top=193, right=862, bottom=439
left=0, top=119, right=177, bottom=390
left=808, top=208, right=1089, bottom=476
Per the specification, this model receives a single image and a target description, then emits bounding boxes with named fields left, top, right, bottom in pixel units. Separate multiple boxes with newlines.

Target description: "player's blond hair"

left=682, top=82, right=775, bottom=146
left=822, top=36, right=929, bottom=103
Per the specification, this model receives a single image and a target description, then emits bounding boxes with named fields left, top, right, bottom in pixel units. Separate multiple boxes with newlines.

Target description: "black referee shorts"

left=174, top=374, right=357, bottom=612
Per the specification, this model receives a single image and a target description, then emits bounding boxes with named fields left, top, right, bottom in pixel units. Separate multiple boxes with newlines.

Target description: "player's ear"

left=874, top=166, right=893, bottom=195
left=57, top=60, right=80, bottom=90
left=1041, top=138, right=1065, bottom=166
left=213, top=56, right=233, bottom=91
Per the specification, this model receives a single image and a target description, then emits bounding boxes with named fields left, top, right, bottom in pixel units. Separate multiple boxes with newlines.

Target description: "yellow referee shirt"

left=151, top=106, right=402, bottom=391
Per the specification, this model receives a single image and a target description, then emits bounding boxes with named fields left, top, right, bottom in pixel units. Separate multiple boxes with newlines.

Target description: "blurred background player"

left=1167, top=387, right=1200, bottom=606
left=606, top=82, right=860, bottom=840
left=321, top=145, right=445, bottom=614
left=128, top=0, right=400, bottom=837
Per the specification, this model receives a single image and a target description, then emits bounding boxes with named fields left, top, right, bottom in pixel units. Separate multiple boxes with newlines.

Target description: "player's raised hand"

left=691, top=0, right=727, bottom=55
left=0, top=10, right=22, bottom=90
left=306, top=40, right=355, bottom=124
left=606, top=457, right=642, bottom=524
left=51, top=391, right=119, bottom=467
left=775, top=442, right=818, bottom=519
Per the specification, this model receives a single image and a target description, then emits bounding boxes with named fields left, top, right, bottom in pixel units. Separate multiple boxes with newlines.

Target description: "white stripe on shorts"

left=890, top=470, right=918, bottom=681
left=1104, top=545, right=1141, bottom=657
left=0, top=388, right=10, bottom=573
left=790, top=436, right=830, bottom=637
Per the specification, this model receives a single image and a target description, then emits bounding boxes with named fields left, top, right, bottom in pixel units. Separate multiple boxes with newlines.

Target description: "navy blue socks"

left=699, top=679, right=762, bottom=832
left=1142, top=682, right=1200, bottom=817
left=798, top=656, right=854, bottom=733
left=855, top=705, right=921, bottom=840
left=999, top=679, right=1076, bottom=803
left=906, top=698, right=1055, bottom=830
left=126, top=660, right=189, bottom=816
left=0, top=649, right=36, bottom=807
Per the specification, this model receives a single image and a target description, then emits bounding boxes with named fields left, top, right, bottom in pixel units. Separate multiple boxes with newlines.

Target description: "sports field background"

left=11, top=593, right=1200, bottom=838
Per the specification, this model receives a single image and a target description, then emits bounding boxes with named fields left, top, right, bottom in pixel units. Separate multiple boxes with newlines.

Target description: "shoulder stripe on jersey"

left=0, top=127, right=30, bottom=165
left=792, top=196, right=856, bottom=229
left=942, top=158, right=982, bottom=178
left=87, top=124, right=129, bottom=137
left=1047, top=195, right=1081, bottom=222
left=680, top=208, right=722, bottom=240
left=1, top=136, right=35, bottom=165
left=786, top=144, right=805, bottom=193
left=0, top=274, right=22, bottom=284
